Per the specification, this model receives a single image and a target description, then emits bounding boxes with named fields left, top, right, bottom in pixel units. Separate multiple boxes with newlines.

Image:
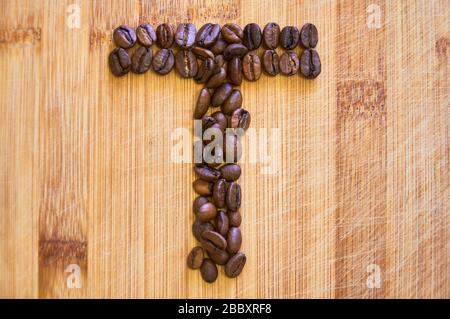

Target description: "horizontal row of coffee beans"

left=108, top=22, right=320, bottom=283
left=109, top=22, right=321, bottom=79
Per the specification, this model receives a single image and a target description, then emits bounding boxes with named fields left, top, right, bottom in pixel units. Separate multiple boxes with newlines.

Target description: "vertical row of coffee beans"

left=109, top=22, right=320, bottom=283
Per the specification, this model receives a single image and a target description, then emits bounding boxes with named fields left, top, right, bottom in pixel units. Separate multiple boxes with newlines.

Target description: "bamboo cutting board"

left=0, top=0, right=449, bottom=298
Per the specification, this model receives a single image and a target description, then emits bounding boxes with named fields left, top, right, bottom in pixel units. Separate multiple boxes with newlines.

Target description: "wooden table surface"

left=0, top=0, right=449, bottom=298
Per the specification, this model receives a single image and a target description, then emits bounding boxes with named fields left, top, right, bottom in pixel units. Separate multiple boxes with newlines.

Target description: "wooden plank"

left=0, top=0, right=448, bottom=298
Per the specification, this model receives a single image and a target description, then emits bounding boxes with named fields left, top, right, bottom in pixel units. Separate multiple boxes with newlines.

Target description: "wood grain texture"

left=0, top=0, right=448, bottom=298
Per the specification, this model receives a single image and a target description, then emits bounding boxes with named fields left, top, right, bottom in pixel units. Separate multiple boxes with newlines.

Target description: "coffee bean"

left=300, top=23, right=318, bottom=48
left=221, top=89, right=242, bottom=115
left=222, top=23, right=243, bottom=44
left=201, top=115, right=217, bottom=134
left=208, top=249, right=230, bottom=265
left=262, top=49, right=280, bottom=76
left=194, top=165, right=221, bottom=182
left=228, top=211, right=242, bottom=227
left=230, top=108, right=251, bottom=131
left=200, top=259, right=218, bottom=283
left=175, top=23, right=196, bottom=49
left=211, top=83, right=233, bottom=107
left=193, top=196, right=209, bottom=214
left=197, top=202, right=217, bottom=222
left=223, top=43, right=248, bottom=60
left=226, top=182, right=241, bottom=211
left=187, top=246, right=204, bottom=269
left=196, top=23, right=221, bottom=47
left=192, top=46, right=215, bottom=60
left=152, top=48, right=175, bottom=75
left=211, top=111, right=228, bottom=132
left=262, top=22, right=280, bottom=49
left=300, top=49, right=321, bottom=78
left=194, top=58, right=216, bottom=83
left=156, top=23, right=174, bottom=48
left=109, top=48, right=131, bottom=76
left=214, top=55, right=226, bottom=72
left=201, top=230, right=227, bottom=251
left=194, top=88, right=211, bottom=119
left=192, top=219, right=214, bottom=241
left=210, top=38, right=227, bottom=55
left=243, top=23, right=262, bottom=50
left=242, top=52, right=262, bottom=81
left=216, top=211, right=229, bottom=236
left=136, top=23, right=156, bottom=47
left=279, top=51, right=299, bottom=75
left=212, top=179, right=227, bottom=208
left=220, top=164, right=241, bottom=181
left=113, top=25, right=136, bottom=49
left=131, top=46, right=153, bottom=74
left=223, top=134, right=242, bottom=163
left=225, top=252, right=246, bottom=278
left=193, top=179, right=213, bottom=196
left=227, top=57, right=243, bottom=86
left=280, top=26, right=299, bottom=50
left=226, top=227, right=242, bottom=254
left=175, top=50, right=198, bottom=78
left=205, top=67, right=226, bottom=89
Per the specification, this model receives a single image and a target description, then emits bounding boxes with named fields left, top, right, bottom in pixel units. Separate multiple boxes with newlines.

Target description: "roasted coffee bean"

left=175, top=23, right=196, bottom=49
left=193, top=196, right=209, bottom=214
left=223, top=134, right=242, bottom=163
left=300, top=49, right=321, bottom=78
left=300, top=23, right=318, bottom=48
left=109, top=48, right=131, bottom=76
left=192, top=46, right=215, bottom=60
left=226, top=182, right=241, bottom=211
left=200, top=259, right=218, bottom=283
left=131, top=46, right=153, bottom=74
left=194, top=58, right=216, bottom=83
left=208, top=249, right=230, bottom=265
left=194, top=88, right=211, bottom=119
left=152, top=48, right=175, bottom=75
left=211, top=111, right=228, bottom=132
left=242, top=52, right=262, bottom=81
left=113, top=25, right=136, bottom=49
left=228, top=211, right=242, bottom=227
left=221, top=89, right=242, bottom=115
left=192, top=219, right=214, bottom=241
left=243, top=23, right=262, bottom=50
left=194, top=165, right=221, bottom=182
left=227, top=57, right=243, bottom=86
left=205, top=67, right=226, bottom=89
left=210, top=38, right=227, bottom=55
left=222, top=23, right=243, bottom=43
left=193, top=179, right=213, bottom=196
left=223, top=43, right=248, bottom=60
left=230, top=108, right=251, bottom=131
left=211, top=83, right=233, bottom=107
left=196, top=23, right=221, bottom=47
left=279, top=51, right=299, bottom=75
left=214, top=55, right=226, bottom=72
left=175, top=50, right=198, bottom=78
left=226, top=227, right=242, bottom=254
left=262, top=49, right=280, bottom=76
left=225, top=252, right=246, bottom=278
left=197, top=202, right=217, bottom=221
left=136, top=23, right=157, bottom=47
left=212, top=179, right=227, bottom=208
left=187, top=246, right=204, bottom=269
left=263, top=22, right=280, bottom=49
left=201, top=230, right=227, bottom=251
left=220, top=164, right=241, bottom=181
left=201, top=115, right=217, bottom=134
left=216, top=211, right=229, bottom=236
left=156, top=23, right=174, bottom=48
left=280, top=26, right=299, bottom=50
